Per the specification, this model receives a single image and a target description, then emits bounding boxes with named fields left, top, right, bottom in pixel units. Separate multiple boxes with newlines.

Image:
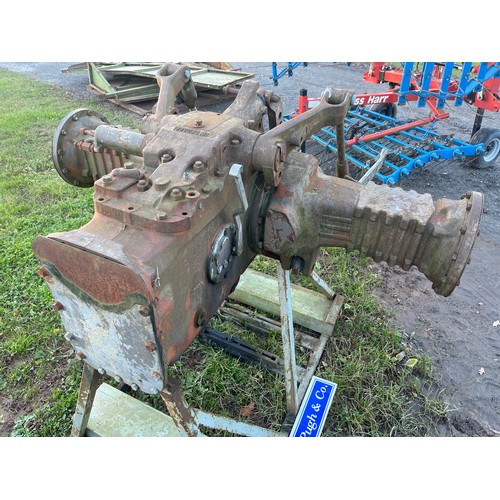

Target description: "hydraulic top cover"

left=33, top=64, right=483, bottom=394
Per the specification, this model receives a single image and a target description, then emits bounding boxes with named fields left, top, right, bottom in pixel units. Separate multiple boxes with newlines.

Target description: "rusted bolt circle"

left=52, top=301, right=64, bottom=311
left=138, top=305, right=150, bottom=317
left=102, top=174, right=113, bottom=184
left=152, top=371, right=161, bottom=378
left=186, top=190, right=200, bottom=199
left=75, top=351, right=86, bottom=360
left=156, top=211, right=168, bottom=220
left=145, top=340, right=157, bottom=353
left=194, top=119, right=203, bottom=127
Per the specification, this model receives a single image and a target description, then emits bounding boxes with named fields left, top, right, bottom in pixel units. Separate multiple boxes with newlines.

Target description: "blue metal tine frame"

left=292, top=107, right=484, bottom=185
left=285, top=62, right=499, bottom=185
left=271, top=62, right=306, bottom=86
left=455, top=62, right=473, bottom=106
left=437, top=62, right=455, bottom=108
left=398, top=63, right=414, bottom=105
left=417, top=62, right=435, bottom=107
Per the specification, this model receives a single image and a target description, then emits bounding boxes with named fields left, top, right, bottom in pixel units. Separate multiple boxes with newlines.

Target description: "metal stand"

left=277, top=266, right=299, bottom=418
left=70, top=262, right=342, bottom=437
left=70, top=362, right=101, bottom=437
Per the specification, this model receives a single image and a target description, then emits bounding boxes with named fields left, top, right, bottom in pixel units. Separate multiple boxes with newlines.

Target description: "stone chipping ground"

left=1, top=61, right=499, bottom=436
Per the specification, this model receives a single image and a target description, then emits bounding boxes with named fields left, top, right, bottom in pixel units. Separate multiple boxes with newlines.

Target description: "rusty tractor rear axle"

left=33, top=64, right=483, bottom=394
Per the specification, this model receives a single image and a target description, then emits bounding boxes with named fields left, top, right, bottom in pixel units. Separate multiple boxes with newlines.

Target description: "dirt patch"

left=0, top=356, right=70, bottom=436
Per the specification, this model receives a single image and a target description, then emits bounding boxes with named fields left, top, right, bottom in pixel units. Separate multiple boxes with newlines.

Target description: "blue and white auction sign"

left=289, top=376, right=337, bottom=437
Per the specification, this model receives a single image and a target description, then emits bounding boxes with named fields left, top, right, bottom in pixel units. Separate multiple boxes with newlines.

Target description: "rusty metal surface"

left=33, top=63, right=484, bottom=398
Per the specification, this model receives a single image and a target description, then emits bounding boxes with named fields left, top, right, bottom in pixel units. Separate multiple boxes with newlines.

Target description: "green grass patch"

left=0, top=68, right=140, bottom=435
left=0, top=67, right=447, bottom=437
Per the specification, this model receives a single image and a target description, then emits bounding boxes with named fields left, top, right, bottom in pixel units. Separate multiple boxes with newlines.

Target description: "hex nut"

left=192, top=160, right=205, bottom=173
left=171, top=188, right=183, bottom=200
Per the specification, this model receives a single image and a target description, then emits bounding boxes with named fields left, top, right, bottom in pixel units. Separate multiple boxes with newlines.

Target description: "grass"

left=0, top=67, right=448, bottom=437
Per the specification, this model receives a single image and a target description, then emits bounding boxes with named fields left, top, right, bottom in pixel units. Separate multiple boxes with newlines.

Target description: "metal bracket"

left=229, top=163, right=248, bottom=256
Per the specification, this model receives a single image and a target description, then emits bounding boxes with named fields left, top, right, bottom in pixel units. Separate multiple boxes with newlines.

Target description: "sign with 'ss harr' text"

left=290, top=376, right=337, bottom=437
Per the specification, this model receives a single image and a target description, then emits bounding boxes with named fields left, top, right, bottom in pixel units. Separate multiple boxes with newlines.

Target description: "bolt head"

left=153, top=177, right=170, bottom=190
left=156, top=211, right=168, bottom=221
left=37, top=266, right=50, bottom=278
left=75, top=351, right=86, bottom=360
left=145, top=340, right=157, bottom=353
left=53, top=301, right=64, bottom=311
left=138, top=305, right=150, bottom=317
left=102, top=174, right=113, bottom=184
left=171, top=188, right=183, bottom=200
left=193, top=160, right=205, bottom=173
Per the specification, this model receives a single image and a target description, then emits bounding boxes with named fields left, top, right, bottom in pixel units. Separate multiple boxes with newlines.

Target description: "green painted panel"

left=229, top=269, right=342, bottom=336
left=86, top=383, right=184, bottom=437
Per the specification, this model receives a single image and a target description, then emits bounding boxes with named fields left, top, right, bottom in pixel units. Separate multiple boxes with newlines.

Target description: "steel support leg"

left=307, top=271, right=335, bottom=299
left=276, top=264, right=299, bottom=416
left=70, top=362, right=101, bottom=437
left=160, top=379, right=200, bottom=437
